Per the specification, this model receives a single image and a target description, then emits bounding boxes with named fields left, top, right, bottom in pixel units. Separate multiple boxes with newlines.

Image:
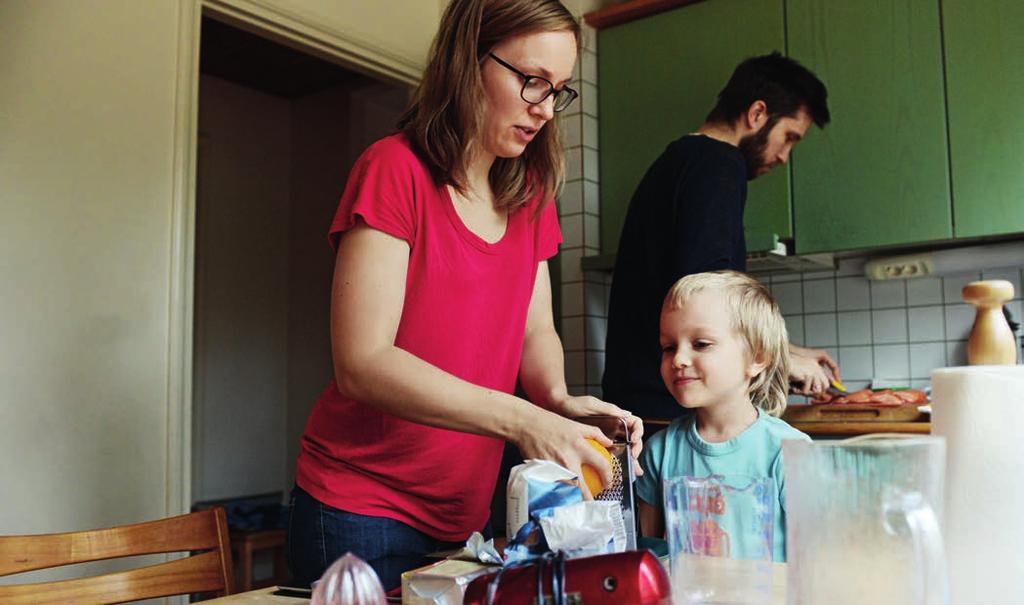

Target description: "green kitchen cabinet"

left=943, top=0, right=1024, bottom=238
left=598, top=0, right=789, bottom=256
left=787, top=0, right=952, bottom=253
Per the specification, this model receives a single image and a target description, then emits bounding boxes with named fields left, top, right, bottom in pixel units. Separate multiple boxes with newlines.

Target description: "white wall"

left=192, top=75, right=291, bottom=502
left=0, top=0, right=430, bottom=550
left=0, top=0, right=183, bottom=536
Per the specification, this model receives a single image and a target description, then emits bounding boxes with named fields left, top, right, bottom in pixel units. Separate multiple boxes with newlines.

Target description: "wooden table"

left=202, top=587, right=308, bottom=603
left=202, top=556, right=787, bottom=604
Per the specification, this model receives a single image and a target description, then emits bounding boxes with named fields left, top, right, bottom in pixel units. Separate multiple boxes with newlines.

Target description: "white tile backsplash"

left=583, top=148, right=600, bottom=183
left=561, top=282, right=583, bottom=316
left=803, top=279, right=836, bottom=313
left=839, top=346, right=874, bottom=380
left=565, top=147, right=582, bottom=181
left=942, top=272, right=982, bottom=304
left=871, top=309, right=908, bottom=344
left=910, top=342, right=946, bottom=379
left=561, top=213, right=583, bottom=247
left=908, top=305, right=946, bottom=342
left=873, top=344, right=910, bottom=380
left=585, top=313, right=607, bottom=351
left=583, top=115, right=599, bottom=150
left=559, top=247, right=583, bottom=284
left=944, top=304, right=975, bottom=341
left=773, top=282, right=803, bottom=315
left=771, top=272, right=801, bottom=283
left=582, top=81, right=598, bottom=117
left=838, top=311, right=872, bottom=346
left=836, top=277, right=871, bottom=310
left=582, top=49, right=598, bottom=84
left=871, top=280, right=907, bottom=308
left=584, top=214, right=600, bottom=250
left=565, top=351, right=585, bottom=387
left=559, top=179, right=583, bottom=215
left=586, top=350, right=605, bottom=384
left=784, top=315, right=804, bottom=344
left=946, top=340, right=968, bottom=367
left=561, top=316, right=584, bottom=351
left=583, top=180, right=599, bottom=215
left=907, top=277, right=943, bottom=306
left=804, top=313, right=838, bottom=347
left=584, top=280, right=605, bottom=318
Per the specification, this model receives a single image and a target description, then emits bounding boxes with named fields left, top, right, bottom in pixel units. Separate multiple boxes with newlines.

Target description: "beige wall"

left=0, top=0, right=432, bottom=551
left=0, top=0, right=184, bottom=539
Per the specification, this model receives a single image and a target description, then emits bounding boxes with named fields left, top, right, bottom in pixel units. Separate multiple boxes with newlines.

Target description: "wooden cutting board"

left=783, top=404, right=926, bottom=423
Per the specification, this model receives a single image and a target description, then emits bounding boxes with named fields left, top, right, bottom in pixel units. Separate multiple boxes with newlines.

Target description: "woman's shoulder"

left=361, top=132, right=423, bottom=166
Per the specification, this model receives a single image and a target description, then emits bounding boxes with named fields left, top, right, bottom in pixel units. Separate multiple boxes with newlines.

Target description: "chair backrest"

left=0, top=507, right=235, bottom=604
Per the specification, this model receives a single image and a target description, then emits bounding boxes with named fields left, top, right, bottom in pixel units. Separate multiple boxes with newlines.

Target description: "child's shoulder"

left=757, top=411, right=812, bottom=445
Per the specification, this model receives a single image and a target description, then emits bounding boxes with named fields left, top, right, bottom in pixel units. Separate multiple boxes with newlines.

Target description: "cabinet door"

left=598, top=0, right=787, bottom=255
left=788, top=0, right=952, bottom=253
left=944, top=0, right=1024, bottom=238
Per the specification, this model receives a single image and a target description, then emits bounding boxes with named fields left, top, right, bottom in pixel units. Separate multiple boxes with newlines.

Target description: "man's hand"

left=789, top=344, right=841, bottom=381
left=789, top=352, right=832, bottom=396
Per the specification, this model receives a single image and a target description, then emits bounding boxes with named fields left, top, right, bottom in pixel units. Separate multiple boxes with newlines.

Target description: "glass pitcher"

left=783, top=435, right=948, bottom=605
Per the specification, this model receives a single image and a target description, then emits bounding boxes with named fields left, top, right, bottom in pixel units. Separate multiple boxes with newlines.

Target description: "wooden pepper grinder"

left=962, top=280, right=1017, bottom=365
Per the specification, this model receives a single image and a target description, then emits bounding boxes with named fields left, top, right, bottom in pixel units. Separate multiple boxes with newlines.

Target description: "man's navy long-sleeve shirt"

left=602, top=135, right=748, bottom=419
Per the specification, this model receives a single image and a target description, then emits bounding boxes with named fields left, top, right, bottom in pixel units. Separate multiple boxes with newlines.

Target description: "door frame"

left=166, top=0, right=423, bottom=516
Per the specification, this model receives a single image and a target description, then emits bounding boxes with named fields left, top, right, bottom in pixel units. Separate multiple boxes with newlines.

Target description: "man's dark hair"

left=706, top=52, right=830, bottom=128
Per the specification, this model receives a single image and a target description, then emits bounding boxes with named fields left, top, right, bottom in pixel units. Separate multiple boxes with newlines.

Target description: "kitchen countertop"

left=643, top=418, right=930, bottom=437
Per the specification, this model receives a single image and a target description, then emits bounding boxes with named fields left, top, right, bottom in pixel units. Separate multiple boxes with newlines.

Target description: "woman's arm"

left=518, top=262, right=644, bottom=465
left=329, top=224, right=615, bottom=494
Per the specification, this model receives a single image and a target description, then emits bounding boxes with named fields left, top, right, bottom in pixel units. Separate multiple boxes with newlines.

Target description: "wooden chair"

left=0, top=507, right=235, bottom=604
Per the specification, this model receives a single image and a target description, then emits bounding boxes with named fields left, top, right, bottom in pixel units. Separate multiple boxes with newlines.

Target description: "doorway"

left=191, top=15, right=409, bottom=508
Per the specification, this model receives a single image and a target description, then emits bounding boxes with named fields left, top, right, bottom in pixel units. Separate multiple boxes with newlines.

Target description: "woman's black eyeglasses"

left=489, top=53, right=578, bottom=113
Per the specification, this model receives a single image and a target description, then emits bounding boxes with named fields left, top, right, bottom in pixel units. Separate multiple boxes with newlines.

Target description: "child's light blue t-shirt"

left=635, top=408, right=810, bottom=561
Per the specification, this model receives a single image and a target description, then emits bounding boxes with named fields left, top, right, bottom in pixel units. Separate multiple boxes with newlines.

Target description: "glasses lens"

left=522, top=78, right=552, bottom=104
left=553, top=88, right=577, bottom=112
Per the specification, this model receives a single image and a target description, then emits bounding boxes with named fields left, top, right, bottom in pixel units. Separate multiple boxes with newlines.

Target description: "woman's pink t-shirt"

left=295, top=134, right=563, bottom=541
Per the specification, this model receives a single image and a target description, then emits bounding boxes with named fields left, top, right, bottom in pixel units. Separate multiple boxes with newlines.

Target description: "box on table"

left=401, top=558, right=498, bottom=605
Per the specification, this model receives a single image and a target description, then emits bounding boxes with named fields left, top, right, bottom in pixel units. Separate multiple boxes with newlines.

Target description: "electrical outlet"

left=864, top=255, right=935, bottom=280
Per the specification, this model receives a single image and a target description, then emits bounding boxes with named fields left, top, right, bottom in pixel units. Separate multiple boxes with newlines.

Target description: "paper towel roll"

left=931, top=366, right=1024, bottom=605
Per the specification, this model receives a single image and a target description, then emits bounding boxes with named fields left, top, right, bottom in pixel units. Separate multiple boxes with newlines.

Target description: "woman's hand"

left=555, top=395, right=644, bottom=467
left=512, top=407, right=620, bottom=499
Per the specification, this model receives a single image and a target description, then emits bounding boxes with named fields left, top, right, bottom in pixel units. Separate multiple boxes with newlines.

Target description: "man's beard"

left=738, top=115, right=780, bottom=181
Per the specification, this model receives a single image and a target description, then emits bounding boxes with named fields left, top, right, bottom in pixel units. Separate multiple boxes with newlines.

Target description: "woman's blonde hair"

left=397, top=0, right=579, bottom=211
left=663, top=270, right=791, bottom=416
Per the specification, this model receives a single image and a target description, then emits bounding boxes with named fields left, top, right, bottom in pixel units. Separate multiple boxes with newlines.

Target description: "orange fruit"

left=581, top=438, right=614, bottom=496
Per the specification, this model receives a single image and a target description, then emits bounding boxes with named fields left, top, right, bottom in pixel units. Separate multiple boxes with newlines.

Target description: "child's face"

left=659, top=290, right=765, bottom=410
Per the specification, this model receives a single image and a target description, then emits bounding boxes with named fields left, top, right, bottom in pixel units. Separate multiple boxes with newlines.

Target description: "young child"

left=635, top=270, right=811, bottom=562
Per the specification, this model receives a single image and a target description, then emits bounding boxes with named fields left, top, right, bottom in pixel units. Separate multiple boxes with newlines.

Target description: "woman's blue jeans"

left=286, top=485, right=491, bottom=591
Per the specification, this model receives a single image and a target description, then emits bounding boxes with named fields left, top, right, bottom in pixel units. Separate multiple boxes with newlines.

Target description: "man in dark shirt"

left=603, top=52, right=840, bottom=419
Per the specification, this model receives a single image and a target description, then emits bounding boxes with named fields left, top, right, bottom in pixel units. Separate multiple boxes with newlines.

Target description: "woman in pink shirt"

left=287, top=0, right=643, bottom=591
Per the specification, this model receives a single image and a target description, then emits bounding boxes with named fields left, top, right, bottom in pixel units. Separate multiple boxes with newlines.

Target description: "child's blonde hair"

left=663, top=270, right=790, bottom=416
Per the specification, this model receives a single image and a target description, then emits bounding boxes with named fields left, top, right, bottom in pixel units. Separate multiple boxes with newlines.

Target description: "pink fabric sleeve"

left=534, top=198, right=563, bottom=263
left=328, top=139, right=419, bottom=251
